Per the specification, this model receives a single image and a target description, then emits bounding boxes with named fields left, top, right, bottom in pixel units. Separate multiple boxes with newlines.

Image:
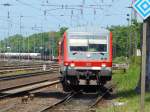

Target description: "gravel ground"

left=47, top=92, right=112, bottom=112
left=0, top=83, right=113, bottom=112
left=0, top=80, right=113, bottom=112
left=0, top=84, right=65, bottom=112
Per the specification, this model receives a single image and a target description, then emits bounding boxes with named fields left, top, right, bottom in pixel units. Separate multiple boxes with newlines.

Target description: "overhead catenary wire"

left=1, top=0, right=115, bottom=36
left=15, top=0, right=42, bottom=11
left=0, top=0, right=130, bottom=52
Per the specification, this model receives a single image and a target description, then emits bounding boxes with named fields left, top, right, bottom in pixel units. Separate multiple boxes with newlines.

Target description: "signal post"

left=133, top=0, right=150, bottom=112
left=145, top=17, right=150, bottom=92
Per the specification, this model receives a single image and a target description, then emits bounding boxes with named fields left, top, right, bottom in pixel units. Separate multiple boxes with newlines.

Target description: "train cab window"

left=68, top=37, right=108, bottom=52
left=88, top=39, right=107, bottom=52
left=89, top=44, right=107, bottom=52
left=70, top=46, right=88, bottom=51
left=69, top=39, right=88, bottom=52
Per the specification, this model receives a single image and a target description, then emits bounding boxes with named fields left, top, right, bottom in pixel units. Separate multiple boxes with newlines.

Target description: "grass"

left=113, top=56, right=127, bottom=64
left=96, top=57, right=150, bottom=112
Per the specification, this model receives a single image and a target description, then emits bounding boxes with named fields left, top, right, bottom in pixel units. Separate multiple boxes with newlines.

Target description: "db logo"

left=86, top=63, right=91, bottom=67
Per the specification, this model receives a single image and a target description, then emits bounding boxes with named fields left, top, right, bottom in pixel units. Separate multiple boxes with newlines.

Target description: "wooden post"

left=132, top=0, right=150, bottom=111
left=140, top=21, right=147, bottom=112
left=135, top=17, right=150, bottom=112
left=146, top=17, right=150, bottom=91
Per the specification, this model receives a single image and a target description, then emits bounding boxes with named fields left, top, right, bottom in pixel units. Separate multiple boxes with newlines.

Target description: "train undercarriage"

left=60, top=69, right=112, bottom=92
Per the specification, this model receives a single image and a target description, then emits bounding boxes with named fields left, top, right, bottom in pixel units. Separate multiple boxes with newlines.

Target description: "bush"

left=113, top=56, right=127, bottom=64
left=130, top=56, right=141, bottom=65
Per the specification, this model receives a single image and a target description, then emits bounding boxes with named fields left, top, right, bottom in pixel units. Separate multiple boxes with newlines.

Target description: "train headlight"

left=64, top=63, right=69, bottom=66
left=101, top=64, right=106, bottom=67
left=70, top=63, right=75, bottom=68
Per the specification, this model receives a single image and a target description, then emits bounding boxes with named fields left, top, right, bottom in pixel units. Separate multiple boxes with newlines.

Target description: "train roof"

left=66, top=27, right=110, bottom=35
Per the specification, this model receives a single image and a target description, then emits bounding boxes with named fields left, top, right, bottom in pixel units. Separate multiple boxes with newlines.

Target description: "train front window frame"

left=68, top=36, right=108, bottom=53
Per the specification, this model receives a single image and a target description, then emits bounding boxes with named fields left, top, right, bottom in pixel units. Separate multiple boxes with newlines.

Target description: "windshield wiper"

left=99, top=52, right=104, bottom=55
left=72, top=51, right=78, bottom=55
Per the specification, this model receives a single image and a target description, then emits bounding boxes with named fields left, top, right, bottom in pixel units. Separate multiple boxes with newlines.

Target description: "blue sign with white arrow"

left=133, top=0, right=150, bottom=20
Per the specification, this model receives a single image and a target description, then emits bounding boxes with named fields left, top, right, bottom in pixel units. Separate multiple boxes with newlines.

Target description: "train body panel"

left=58, top=27, right=112, bottom=91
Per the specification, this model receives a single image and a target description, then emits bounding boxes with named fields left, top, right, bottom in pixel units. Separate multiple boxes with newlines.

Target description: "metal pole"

left=133, top=0, right=137, bottom=21
left=0, top=40, right=1, bottom=60
left=7, top=12, right=10, bottom=61
left=129, top=26, right=132, bottom=57
left=127, top=15, right=130, bottom=58
left=141, top=21, right=147, bottom=112
left=133, top=0, right=137, bottom=57
left=130, top=1, right=133, bottom=58
left=34, top=34, right=36, bottom=53
left=134, top=31, right=138, bottom=56
left=1, top=3, right=12, bottom=61
left=40, top=33, right=42, bottom=61
left=19, top=15, right=22, bottom=61
left=27, top=32, right=29, bottom=61
left=50, top=32, right=55, bottom=60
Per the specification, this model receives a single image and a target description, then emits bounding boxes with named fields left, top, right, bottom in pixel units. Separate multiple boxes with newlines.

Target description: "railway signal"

left=133, top=0, right=150, bottom=19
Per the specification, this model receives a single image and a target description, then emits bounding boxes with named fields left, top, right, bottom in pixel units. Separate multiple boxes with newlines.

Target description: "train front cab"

left=59, top=30, right=112, bottom=92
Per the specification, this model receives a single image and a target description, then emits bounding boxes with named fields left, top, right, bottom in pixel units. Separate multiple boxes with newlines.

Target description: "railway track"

left=38, top=91, right=80, bottom=112
left=0, top=70, right=54, bottom=81
left=0, top=68, right=47, bottom=75
left=0, top=69, right=59, bottom=92
left=0, top=79, right=114, bottom=112
left=0, top=62, right=59, bottom=75
left=38, top=85, right=114, bottom=112
left=0, top=65, right=51, bottom=74
left=0, top=61, right=51, bottom=67
left=90, top=85, right=114, bottom=108
left=0, top=61, right=58, bottom=68
left=0, top=79, right=60, bottom=99
left=0, top=64, right=43, bottom=69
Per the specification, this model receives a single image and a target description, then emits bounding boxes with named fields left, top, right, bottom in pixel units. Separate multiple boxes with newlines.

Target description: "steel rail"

left=89, top=86, right=114, bottom=108
left=0, top=70, right=53, bottom=81
left=0, top=62, right=58, bottom=68
left=39, top=91, right=79, bottom=112
left=0, top=62, right=54, bottom=67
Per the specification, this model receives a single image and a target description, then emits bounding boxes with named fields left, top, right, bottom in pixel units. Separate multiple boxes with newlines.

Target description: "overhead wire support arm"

left=0, top=3, right=13, bottom=6
left=41, top=4, right=112, bottom=9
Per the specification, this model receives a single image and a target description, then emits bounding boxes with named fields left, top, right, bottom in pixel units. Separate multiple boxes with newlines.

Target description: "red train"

left=58, top=27, right=112, bottom=92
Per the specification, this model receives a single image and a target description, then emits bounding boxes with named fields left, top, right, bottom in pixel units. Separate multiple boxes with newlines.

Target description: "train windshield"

left=68, top=37, right=107, bottom=52
left=89, top=44, right=107, bottom=52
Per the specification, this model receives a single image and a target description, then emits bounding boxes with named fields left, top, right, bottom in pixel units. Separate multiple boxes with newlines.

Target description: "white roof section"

left=69, top=38, right=107, bottom=46
left=69, top=39, right=88, bottom=46
left=66, top=27, right=110, bottom=35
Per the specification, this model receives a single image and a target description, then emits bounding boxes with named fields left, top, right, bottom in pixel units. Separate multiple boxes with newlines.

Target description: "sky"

left=0, top=0, right=141, bottom=40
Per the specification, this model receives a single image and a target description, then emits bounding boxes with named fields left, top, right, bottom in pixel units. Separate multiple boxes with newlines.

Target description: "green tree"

left=0, top=27, right=68, bottom=57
